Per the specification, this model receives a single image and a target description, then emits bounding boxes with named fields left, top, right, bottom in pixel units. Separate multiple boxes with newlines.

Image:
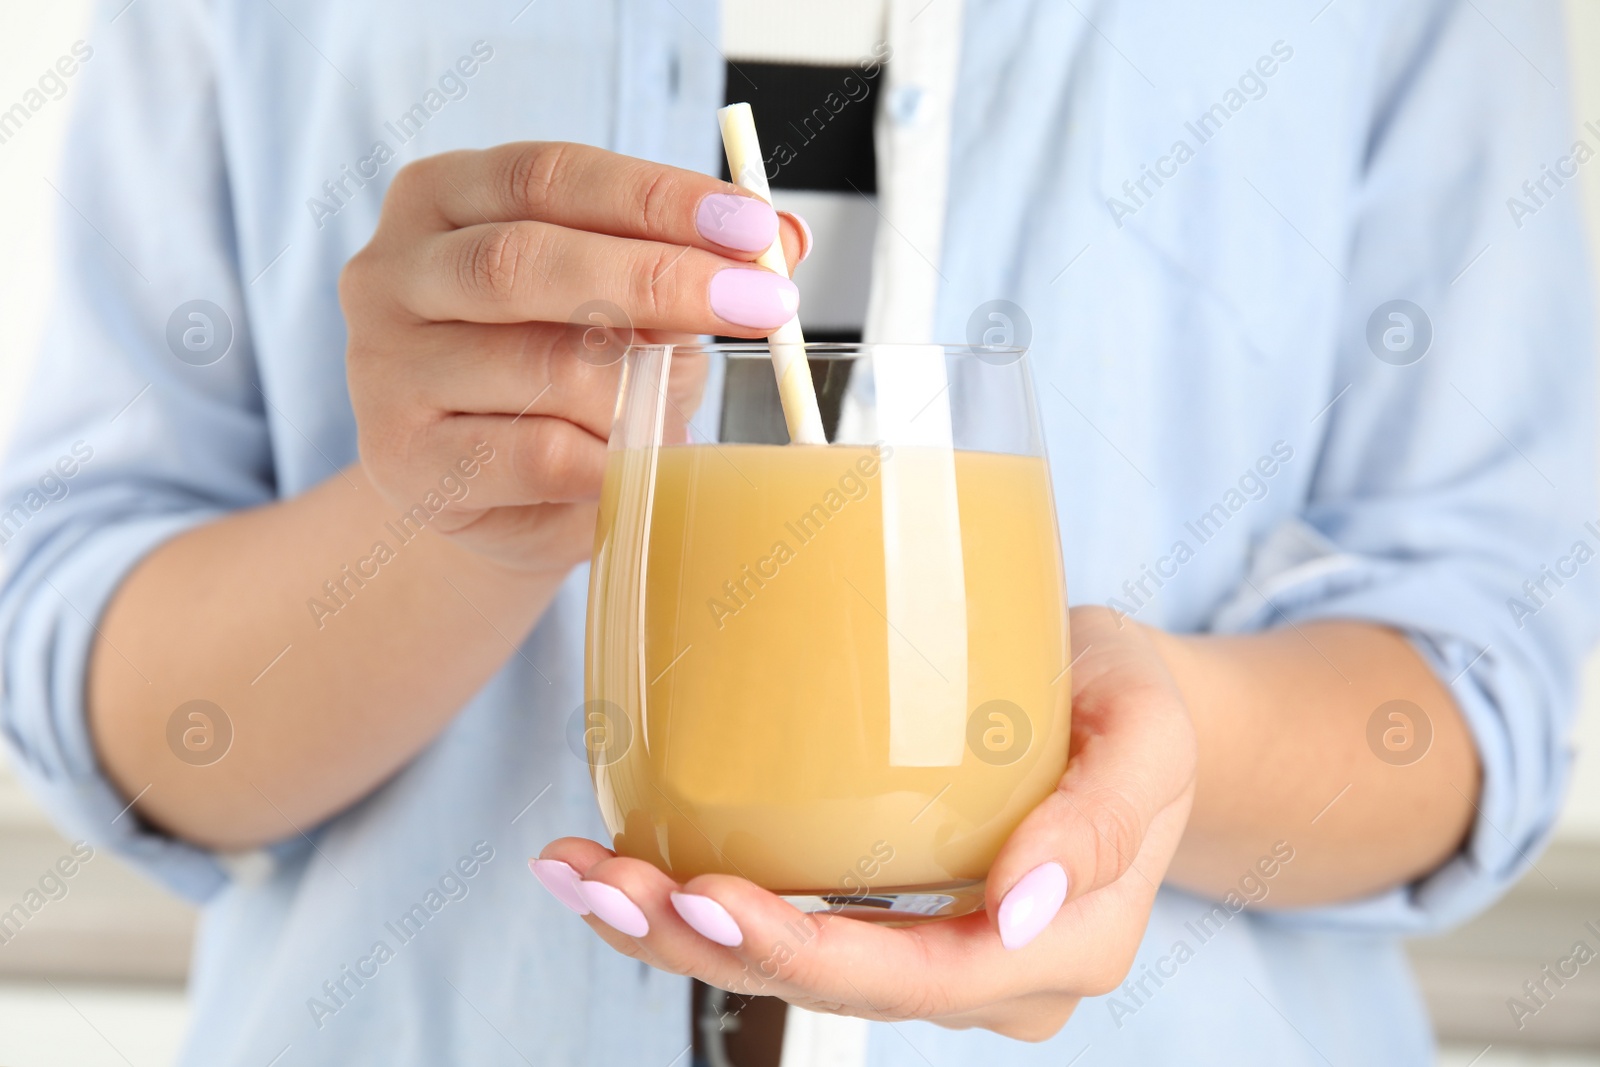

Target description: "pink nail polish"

left=708, top=270, right=799, bottom=330
left=696, top=193, right=778, bottom=252
left=577, top=880, right=650, bottom=937
left=530, top=859, right=591, bottom=915
left=997, top=862, right=1068, bottom=951
left=671, top=892, right=743, bottom=947
left=781, top=211, right=814, bottom=264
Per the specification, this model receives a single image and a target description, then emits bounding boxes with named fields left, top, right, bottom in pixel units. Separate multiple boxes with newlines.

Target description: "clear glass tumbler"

left=584, top=343, right=1070, bottom=923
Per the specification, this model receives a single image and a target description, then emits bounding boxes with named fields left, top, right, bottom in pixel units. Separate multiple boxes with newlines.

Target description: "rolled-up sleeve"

left=1210, top=0, right=1600, bottom=934
left=0, top=0, right=274, bottom=902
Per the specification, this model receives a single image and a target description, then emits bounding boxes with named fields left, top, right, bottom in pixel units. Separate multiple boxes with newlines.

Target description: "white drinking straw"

left=717, top=103, right=827, bottom=445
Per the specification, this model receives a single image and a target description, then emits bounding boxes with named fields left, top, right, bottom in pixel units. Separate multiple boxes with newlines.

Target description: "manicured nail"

left=577, top=880, right=650, bottom=937
left=530, top=859, right=590, bottom=915
left=708, top=270, right=799, bottom=329
left=780, top=210, right=813, bottom=264
left=697, top=193, right=779, bottom=252
left=997, top=862, right=1068, bottom=951
left=671, top=892, right=743, bottom=947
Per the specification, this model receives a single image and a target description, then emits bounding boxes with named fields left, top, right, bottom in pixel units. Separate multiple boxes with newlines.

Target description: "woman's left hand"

left=533, top=606, right=1197, bottom=1041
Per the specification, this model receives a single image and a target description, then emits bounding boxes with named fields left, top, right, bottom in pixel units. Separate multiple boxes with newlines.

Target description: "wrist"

left=1128, top=623, right=1236, bottom=881
left=1137, top=622, right=1204, bottom=705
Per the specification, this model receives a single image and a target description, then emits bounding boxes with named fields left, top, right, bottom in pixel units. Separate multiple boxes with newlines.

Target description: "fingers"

left=530, top=838, right=612, bottom=914
left=357, top=411, right=608, bottom=522
left=342, top=141, right=809, bottom=575
left=984, top=617, right=1198, bottom=949
left=533, top=837, right=1011, bottom=1021
left=354, top=323, right=714, bottom=527
left=359, top=143, right=810, bottom=332
left=361, top=321, right=709, bottom=430
left=393, top=144, right=806, bottom=269
left=399, top=221, right=796, bottom=335
left=398, top=321, right=623, bottom=437
left=396, top=142, right=780, bottom=257
left=439, top=500, right=601, bottom=573
left=670, top=874, right=988, bottom=1015
left=985, top=797, right=1192, bottom=1005
left=531, top=837, right=1135, bottom=1036
left=529, top=606, right=1202, bottom=1033
left=779, top=211, right=812, bottom=266
left=536, top=840, right=749, bottom=981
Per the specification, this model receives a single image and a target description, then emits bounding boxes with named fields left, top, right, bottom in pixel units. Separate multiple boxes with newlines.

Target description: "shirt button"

left=890, top=85, right=925, bottom=126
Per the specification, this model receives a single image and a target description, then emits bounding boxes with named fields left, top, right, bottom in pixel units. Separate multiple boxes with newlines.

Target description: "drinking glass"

left=584, top=343, right=1070, bottom=923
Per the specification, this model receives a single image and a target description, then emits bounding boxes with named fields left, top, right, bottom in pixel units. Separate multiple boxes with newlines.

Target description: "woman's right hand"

left=339, top=142, right=806, bottom=573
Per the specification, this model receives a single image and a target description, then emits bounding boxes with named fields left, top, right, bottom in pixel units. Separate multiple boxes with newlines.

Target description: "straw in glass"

left=717, top=102, right=827, bottom=445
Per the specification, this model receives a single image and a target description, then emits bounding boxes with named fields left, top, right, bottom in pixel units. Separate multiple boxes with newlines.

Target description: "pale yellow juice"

left=585, top=443, right=1069, bottom=901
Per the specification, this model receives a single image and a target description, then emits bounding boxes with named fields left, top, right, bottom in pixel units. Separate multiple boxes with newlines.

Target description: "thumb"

left=984, top=634, right=1195, bottom=950
left=776, top=210, right=812, bottom=274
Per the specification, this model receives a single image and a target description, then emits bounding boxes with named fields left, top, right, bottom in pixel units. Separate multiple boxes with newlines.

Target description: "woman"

left=1, top=0, right=1593, bottom=1064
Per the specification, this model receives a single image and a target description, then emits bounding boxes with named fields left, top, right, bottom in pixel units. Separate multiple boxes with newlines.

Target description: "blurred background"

left=2, top=2, right=1599, bottom=1065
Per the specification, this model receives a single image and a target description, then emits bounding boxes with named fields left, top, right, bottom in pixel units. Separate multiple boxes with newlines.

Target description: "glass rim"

left=623, top=341, right=1028, bottom=361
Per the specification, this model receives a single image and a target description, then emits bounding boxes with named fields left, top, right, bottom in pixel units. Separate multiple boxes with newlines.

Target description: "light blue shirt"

left=3, top=0, right=1597, bottom=1063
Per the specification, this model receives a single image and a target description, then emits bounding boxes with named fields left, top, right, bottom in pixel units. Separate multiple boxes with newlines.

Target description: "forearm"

left=1151, top=620, right=1481, bottom=906
left=89, top=464, right=573, bottom=849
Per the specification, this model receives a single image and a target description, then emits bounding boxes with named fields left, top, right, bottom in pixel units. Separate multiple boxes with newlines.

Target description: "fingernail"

left=708, top=270, right=799, bottom=330
left=998, top=862, right=1068, bottom=951
left=670, top=892, right=743, bottom=947
left=577, top=880, right=650, bottom=937
left=780, top=210, right=813, bottom=264
left=530, top=859, right=590, bottom=915
left=697, top=193, right=778, bottom=252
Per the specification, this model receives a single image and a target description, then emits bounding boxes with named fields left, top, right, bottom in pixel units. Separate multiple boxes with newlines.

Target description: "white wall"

left=0, top=7, right=89, bottom=824
left=1557, top=0, right=1600, bottom=841
left=0, top=3, right=90, bottom=439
